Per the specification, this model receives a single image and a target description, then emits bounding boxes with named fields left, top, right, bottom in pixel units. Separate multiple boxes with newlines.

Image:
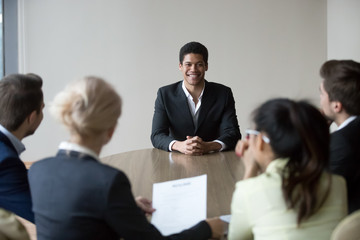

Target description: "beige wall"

left=327, top=0, right=360, bottom=61
left=19, top=0, right=327, bottom=161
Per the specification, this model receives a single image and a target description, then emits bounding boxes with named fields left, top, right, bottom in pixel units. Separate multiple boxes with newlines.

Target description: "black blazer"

left=329, top=116, right=360, bottom=213
left=0, top=131, right=34, bottom=222
left=151, top=81, right=241, bottom=151
left=28, top=150, right=211, bottom=240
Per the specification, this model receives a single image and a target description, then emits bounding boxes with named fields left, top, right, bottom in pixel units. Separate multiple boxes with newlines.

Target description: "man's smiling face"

left=179, top=53, right=208, bottom=88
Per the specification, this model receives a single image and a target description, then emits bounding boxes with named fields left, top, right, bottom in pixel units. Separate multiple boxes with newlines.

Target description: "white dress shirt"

left=337, top=116, right=357, bottom=131
left=168, top=81, right=225, bottom=151
left=58, top=141, right=99, bottom=161
left=0, top=124, right=25, bottom=155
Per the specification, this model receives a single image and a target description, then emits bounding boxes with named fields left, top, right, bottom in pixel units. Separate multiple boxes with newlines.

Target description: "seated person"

left=319, top=59, right=360, bottom=213
left=228, top=98, right=347, bottom=240
left=0, top=74, right=44, bottom=223
left=151, top=42, right=241, bottom=155
left=28, top=76, right=223, bottom=240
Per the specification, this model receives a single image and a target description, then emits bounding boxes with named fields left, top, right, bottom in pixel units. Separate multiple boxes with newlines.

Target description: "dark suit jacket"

left=329, top=116, right=360, bottom=214
left=151, top=81, right=241, bottom=151
left=28, top=150, right=211, bottom=240
left=0, top=131, right=34, bottom=222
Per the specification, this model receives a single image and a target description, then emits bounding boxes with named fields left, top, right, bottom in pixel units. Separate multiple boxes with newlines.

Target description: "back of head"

left=0, top=73, right=43, bottom=131
left=50, top=76, right=122, bottom=138
left=179, top=41, right=208, bottom=64
left=252, top=98, right=330, bottom=224
left=320, top=59, right=360, bottom=115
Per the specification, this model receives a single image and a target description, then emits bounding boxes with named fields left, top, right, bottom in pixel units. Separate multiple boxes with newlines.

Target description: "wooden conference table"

left=21, top=148, right=244, bottom=240
left=101, top=148, right=245, bottom=218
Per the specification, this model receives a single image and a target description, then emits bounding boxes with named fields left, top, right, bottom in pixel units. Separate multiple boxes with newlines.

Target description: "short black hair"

left=0, top=73, right=43, bottom=131
left=179, top=42, right=208, bottom=65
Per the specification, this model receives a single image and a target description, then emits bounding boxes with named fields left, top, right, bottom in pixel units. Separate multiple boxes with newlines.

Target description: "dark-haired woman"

left=228, top=98, right=347, bottom=240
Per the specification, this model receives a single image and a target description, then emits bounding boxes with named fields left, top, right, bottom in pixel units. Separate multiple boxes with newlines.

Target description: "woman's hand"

left=205, top=217, right=225, bottom=239
left=135, top=196, right=156, bottom=215
left=235, top=140, right=260, bottom=179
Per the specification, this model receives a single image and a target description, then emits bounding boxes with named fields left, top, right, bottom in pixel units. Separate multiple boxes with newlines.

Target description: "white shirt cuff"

left=213, top=140, right=226, bottom=151
left=169, top=140, right=176, bottom=151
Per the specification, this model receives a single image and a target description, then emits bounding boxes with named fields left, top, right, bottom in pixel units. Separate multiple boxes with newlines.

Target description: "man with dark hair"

left=0, top=73, right=44, bottom=222
left=151, top=42, right=241, bottom=155
left=319, top=59, right=360, bottom=214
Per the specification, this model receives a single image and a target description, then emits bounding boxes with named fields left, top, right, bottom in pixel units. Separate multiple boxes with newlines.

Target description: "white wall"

left=327, top=0, right=360, bottom=61
left=19, top=0, right=327, bottom=161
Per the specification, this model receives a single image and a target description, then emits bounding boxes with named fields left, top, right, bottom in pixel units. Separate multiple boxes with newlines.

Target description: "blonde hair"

left=50, top=76, right=121, bottom=137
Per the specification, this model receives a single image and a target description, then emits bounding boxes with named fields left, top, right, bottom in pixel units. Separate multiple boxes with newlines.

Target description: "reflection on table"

left=101, top=148, right=244, bottom=217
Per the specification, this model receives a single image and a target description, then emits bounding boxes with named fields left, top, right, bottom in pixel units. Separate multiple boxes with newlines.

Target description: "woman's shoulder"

left=30, top=155, right=127, bottom=180
left=234, top=172, right=281, bottom=193
left=323, top=172, right=346, bottom=186
left=329, top=172, right=347, bottom=189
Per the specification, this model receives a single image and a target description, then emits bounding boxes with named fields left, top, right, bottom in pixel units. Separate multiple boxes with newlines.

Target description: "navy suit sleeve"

left=105, top=172, right=211, bottom=240
left=0, top=157, right=34, bottom=223
left=216, top=88, right=241, bottom=150
left=151, top=89, right=174, bottom=151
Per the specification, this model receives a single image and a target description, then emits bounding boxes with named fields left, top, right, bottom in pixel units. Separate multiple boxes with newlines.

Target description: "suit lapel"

left=196, top=81, right=215, bottom=133
left=174, top=82, right=196, bottom=132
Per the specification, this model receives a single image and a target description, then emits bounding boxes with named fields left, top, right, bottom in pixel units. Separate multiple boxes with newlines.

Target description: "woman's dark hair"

left=252, top=98, right=331, bottom=225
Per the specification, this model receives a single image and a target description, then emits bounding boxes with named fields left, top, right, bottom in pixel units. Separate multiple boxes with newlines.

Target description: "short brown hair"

left=0, top=73, right=43, bottom=131
left=320, top=60, right=360, bottom=115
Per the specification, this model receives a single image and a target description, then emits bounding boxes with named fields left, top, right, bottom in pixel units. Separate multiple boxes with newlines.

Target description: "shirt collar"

left=0, top=124, right=25, bottom=155
left=58, top=141, right=99, bottom=161
left=265, top=158, right=289, bottom=174
left=337, top=116, right=357, bottom=131
left=181, top=81, right=205, bottom=100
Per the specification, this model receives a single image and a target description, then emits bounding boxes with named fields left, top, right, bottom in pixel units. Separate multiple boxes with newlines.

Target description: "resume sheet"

left=151, top=174, right=207, bottom=236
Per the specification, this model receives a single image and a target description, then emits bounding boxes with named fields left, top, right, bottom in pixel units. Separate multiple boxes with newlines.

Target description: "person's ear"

left=108, top=126, right=115, bottom=139
left=103, top=124, right=117, bottom=145
left=179, top=63, right=183, bottom=70
left=205, top=63, right=208, bottom=71
left=331, top=101, right=343, bottom=113
left=27, top=110, right=38, bottom=125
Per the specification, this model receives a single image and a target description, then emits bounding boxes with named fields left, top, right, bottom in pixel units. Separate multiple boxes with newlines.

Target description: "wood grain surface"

left=101, top=148, right=245, bottom=217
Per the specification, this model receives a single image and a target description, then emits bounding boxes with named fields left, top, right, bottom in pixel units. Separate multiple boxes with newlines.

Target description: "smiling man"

left=151, top=42, right=241, bottom=155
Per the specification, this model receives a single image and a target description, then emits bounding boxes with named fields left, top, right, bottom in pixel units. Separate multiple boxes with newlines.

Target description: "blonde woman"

left=28, top=76, right=222, bottom=240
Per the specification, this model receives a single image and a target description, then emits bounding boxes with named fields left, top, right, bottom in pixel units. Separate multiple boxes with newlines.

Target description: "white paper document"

left=220, top=214, right=231, bottom=223
left=151, top=174, right=207, bottom=236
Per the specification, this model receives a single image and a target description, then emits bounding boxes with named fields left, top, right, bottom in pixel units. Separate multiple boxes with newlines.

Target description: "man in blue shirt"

left=0, top=73, right=44, bottom=222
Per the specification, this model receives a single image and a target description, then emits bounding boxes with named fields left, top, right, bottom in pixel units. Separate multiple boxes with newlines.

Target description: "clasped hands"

left=172, top=136, right=222, bottom=155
